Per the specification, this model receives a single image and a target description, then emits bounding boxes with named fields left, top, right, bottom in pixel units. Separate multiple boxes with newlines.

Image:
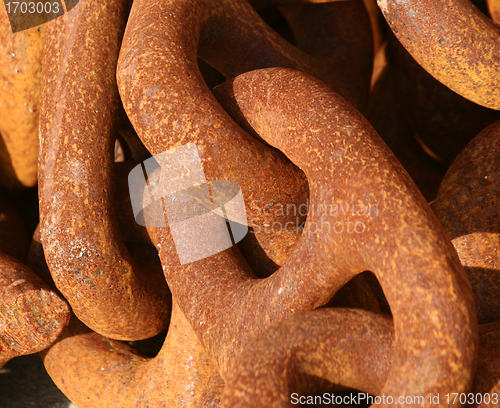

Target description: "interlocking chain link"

left=0, top=0, right=499, bottom=406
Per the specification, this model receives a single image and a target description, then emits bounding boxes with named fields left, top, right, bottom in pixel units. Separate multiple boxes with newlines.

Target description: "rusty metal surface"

left=221, top=308, right=393, bottom=407
left=117, top=0, right=308, bottom=269
left=377, top=0, right=500, bottom=110
left=146, top=68, right=477, bottom=397
left=42, top=302, right=224, bottom=408
left=0, top=251, right=70, bottom=369
left=38, top=0, right=170, bottom=341
left=29, top=215, right=221, bottom=408
left=116, top=0, right=374, bottom=271
left=0, top=9, right=45, bottom=188
left=1, top=0, right=498, bottom=403
left=433, top=120, right=500, bottom=325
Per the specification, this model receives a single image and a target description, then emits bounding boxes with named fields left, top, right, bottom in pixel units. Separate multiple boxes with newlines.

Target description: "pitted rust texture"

left=116, top=0, right=373, bottom=266
left=146, top=68, right=477, bottom=399
left=29, top=216, right=221, bottom=408
left=113, top=154, right=379, bottom=311
left=0, top=9, right=45, bottom=188
left=42, top=303, right=224, bottom=408
left=221, top=309, right=393, bottom=408
left=117, top=0, right=307, bottom=268
left=1, top=0, right=495, bottom=403
left=0, top=252, right=70, bottom=369
left=377, top=0, right=500, bottom=110
left=38, top=0, right=169, bottom=341
left=433, top=121, right=500, bottom=324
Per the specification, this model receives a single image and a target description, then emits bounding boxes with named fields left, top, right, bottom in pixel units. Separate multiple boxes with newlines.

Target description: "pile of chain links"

left=0, top=0, right=499, bottom=406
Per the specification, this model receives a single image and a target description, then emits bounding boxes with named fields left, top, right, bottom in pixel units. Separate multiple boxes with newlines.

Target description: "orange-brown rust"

left=221, top=309, right=393, bottom=407
left=0, top=9, right=45, bottom=188
left=377, top=0, right=500, bottom=110
left=146, top=69, right=477, bottom=400
left=42, top=302, right=224, bottom=408
left=38, top=0, right=170, bottom=341
left=433, top=121, right=500, bottom=324
left=117, top=0, right=376, bottom=269
left=487, top=0, right=500, bottom=23
left=0, top=252, right=70, bottom=369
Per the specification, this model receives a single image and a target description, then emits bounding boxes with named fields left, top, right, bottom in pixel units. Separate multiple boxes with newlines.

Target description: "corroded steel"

left=29, top=226, right=220, bottom=408
left=0, top=252, right=70, bottom=368
left=116, top=0, right=372, bottom=265
left=1, top=0, right=497, bottom=404
left=38, top=0, right=170, bottom=341
left=377, top=0, right=500, bottom=110
left=221, top=309, right=393, bottom=407
left=487, top=0, right=500, bottom=23
left=42, top=303, right=224, bottom=408
left=0, top=10, right=45, bottom=188
left=433, top=121, right=500, bottom=324
left=147, top=68, right=477, bottom=399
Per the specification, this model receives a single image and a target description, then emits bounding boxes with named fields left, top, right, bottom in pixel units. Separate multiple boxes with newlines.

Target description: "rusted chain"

left=424, top=120, right=500, bottom=405
left=42, top=303, right=223, bottom=408
left=27, top=228, right=222, bottom=408
left=143, top=68, right=477, bottom=399
left=116, top=0, right=373, bottom=263
left=433, top=120, right=500, bottom=324
left=377, top=0, right=500, bottom=110
left=221, top=308, right=393, bottom=407
left=0, top=9, right=45, bottom=188
left=1, top=0, right=497, bottom=403
left=38, top=0, right=170, bottom=341
left=0, top=191, right=69, bottom=368
left=226, top=111, right=500, bottom=407
left=0, top=252, right=70, bottom=369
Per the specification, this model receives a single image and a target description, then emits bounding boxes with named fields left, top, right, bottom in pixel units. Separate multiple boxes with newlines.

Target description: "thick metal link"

left=207, top=67, right=477, bottom=400
left=0, top=252, right=70, bottom=369
left=221, top=308, right=393, bottom=407
left=434, top=120, right=500, bottom=325
left=1, top=0, right=499, bottom=405
left=0, top=9, right=44, bottom=188
left=377, top=0, right=500, bottom=110
left=38, top=0, right=170, bottom=340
